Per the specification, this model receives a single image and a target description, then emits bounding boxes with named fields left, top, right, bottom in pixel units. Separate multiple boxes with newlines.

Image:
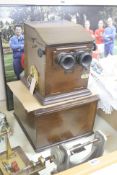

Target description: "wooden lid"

left=25, top=21, right=94, bottom=45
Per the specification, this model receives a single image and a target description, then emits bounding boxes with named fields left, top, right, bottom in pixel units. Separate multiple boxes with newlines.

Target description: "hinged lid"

left=25, top=21, right=94, bottom=46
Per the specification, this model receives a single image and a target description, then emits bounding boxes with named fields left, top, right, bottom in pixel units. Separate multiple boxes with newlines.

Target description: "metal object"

left=12, top=155, right=55, bottom=175
left=12, top=156, right=46, bottom=175
left=3, top=129, right=14, bottom=159
left=56, top=52, right=76, bottom=70
left=0, top=112, right=12, bottom=147
left=56, top=51, right=92, bottom=71
left=76, top=52, right=92, bottom=69
left=0, top=114, right=53, bottom=175
left=38, top=48, right=45, bottom=57
left=50, top=131, right=106, bottom=172
left=0, top=113, right=10, bottom=134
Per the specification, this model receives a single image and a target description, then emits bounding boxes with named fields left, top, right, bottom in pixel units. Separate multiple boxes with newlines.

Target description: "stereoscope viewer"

left=23, top=21, right=95, bottom=105
left=10, top=21, right=99, bottom=151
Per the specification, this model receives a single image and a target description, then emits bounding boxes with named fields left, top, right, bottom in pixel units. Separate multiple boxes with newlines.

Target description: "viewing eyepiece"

left=56, top=53, right=76, bottom=70
left=76, top=52, right=92, bottom=69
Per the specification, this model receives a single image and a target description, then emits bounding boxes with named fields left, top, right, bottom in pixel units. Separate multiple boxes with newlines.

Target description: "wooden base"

left=15, top=112, right=93, bottom=152
left=21, top=76, right=91, bottom=105
left=13, top=94, right=98, bottom=152
left=35, top=88, right=91, bottom=105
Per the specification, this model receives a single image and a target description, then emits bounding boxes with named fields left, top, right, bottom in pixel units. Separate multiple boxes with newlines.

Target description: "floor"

left=0, top=100, right=117, bottom=174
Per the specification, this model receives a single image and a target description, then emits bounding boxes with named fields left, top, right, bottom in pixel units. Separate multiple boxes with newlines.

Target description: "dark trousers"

left=104, top=43, right=114, bottom=57
left=13, top=58, right=23, bottom=79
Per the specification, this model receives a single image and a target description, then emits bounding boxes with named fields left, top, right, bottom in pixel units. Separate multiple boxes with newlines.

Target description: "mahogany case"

left=13, top=92, right=98, bottom=152
left=23, top=22, right=94, bottom=105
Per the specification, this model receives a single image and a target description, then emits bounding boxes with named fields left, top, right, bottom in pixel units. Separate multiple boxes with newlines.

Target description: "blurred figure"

left=95, top=20, right=104, bottom=58
left=71, top=15, right=77, bottom=24
left=103, top=17, right=116, bottom=57
left=84, top=20, right=98, bottom=59
left=84, top=20, right=94, bottom=38
left=9, top=25, right=24, bottom=79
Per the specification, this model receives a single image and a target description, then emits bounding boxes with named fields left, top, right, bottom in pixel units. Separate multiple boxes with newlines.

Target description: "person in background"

left=95, top=20, right=104, bottom=58
left=103, top=17, right=116, bottom=57
left=84, top=20, right=99, bottom=59
left=84, top=20, right=95, bottom=38
left=9, top=25, right=24, bottom=79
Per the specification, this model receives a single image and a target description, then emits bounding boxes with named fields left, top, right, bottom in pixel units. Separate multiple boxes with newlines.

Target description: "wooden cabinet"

left=11, top=81, right=98, bottom=152
left=24, top=22, right=94, bottom=105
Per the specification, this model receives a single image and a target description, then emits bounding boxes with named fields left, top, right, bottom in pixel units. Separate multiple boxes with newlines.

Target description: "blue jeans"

left=13, top=58, right=23, bottom=79
left=104, top=43, right=114, bottom=57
